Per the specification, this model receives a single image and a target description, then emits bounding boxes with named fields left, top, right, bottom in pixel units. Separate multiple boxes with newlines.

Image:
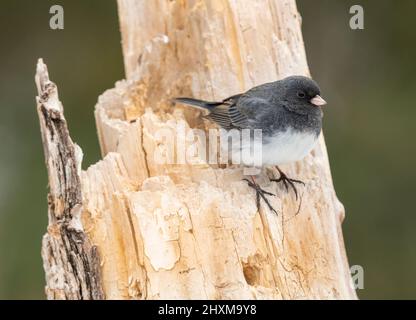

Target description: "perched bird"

left=174, top=75, right=327, bottom=214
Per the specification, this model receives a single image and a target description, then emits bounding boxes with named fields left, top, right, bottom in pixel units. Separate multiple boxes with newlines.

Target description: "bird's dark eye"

left=297, top=92, right=306, bottom=98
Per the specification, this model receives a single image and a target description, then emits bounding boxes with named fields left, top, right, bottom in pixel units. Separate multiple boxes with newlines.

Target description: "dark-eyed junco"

left=174, top=76, right=327, bottom=214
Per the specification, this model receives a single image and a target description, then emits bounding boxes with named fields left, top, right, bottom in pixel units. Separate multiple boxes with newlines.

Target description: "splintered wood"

left=36, top=60, right=104, bottom=300
left=38, top=0, right=357, bottom=299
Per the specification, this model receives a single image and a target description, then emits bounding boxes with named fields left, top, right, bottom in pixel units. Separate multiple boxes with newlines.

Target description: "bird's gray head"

left=280, top=76, right=327, bottom=115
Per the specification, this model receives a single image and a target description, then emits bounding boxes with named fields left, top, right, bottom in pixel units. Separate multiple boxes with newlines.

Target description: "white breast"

left=260, top=130, right=318, bottom=165
left=227, top=129, right=319, bottom=167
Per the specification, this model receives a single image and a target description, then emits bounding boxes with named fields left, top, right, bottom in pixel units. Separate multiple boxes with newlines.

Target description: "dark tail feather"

left=173, top=97, right=223, bottom=111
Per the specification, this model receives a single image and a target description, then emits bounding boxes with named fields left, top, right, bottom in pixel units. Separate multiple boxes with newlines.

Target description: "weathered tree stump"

left=37, top=0, right=357, bottom=300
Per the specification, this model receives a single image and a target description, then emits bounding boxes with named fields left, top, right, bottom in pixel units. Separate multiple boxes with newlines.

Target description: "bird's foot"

left=243, top=179, right=278, bottom=215
left=270, top=168, right=305, bottom=200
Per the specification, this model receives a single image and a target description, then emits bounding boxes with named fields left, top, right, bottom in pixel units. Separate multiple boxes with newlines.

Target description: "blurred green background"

left=0, top=0, right=414, bottom=299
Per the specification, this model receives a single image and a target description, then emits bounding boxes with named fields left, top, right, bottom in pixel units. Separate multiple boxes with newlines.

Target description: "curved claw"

left=270, top=169, right=305, bottom=200
left=282, top=179, right=289, bottom=192
left=244, top=179, right=278, bottom=215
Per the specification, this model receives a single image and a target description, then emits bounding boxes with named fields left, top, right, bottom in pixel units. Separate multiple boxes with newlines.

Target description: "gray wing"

left=205, top=94, right=244, bottom=130
left=206, top=93, right=271, bottom=130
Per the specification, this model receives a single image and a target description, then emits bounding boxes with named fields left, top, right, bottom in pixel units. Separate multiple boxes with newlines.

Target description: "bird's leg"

left=270, top=166, right=305, bottom=200
left=244, top=176, right=278, bottom=215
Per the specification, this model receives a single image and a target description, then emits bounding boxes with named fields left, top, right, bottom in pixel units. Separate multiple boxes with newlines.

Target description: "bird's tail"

left=173, top=97, right=224, bottom=111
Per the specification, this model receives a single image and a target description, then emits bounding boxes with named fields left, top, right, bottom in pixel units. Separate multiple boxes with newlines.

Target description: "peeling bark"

left=36, top=60, right=104, bottom=300
left=38, top=0, right=357, bottom=300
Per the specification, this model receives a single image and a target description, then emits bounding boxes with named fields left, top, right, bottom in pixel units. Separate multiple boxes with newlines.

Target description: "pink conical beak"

left=310, top=95, right=327, bottom=106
